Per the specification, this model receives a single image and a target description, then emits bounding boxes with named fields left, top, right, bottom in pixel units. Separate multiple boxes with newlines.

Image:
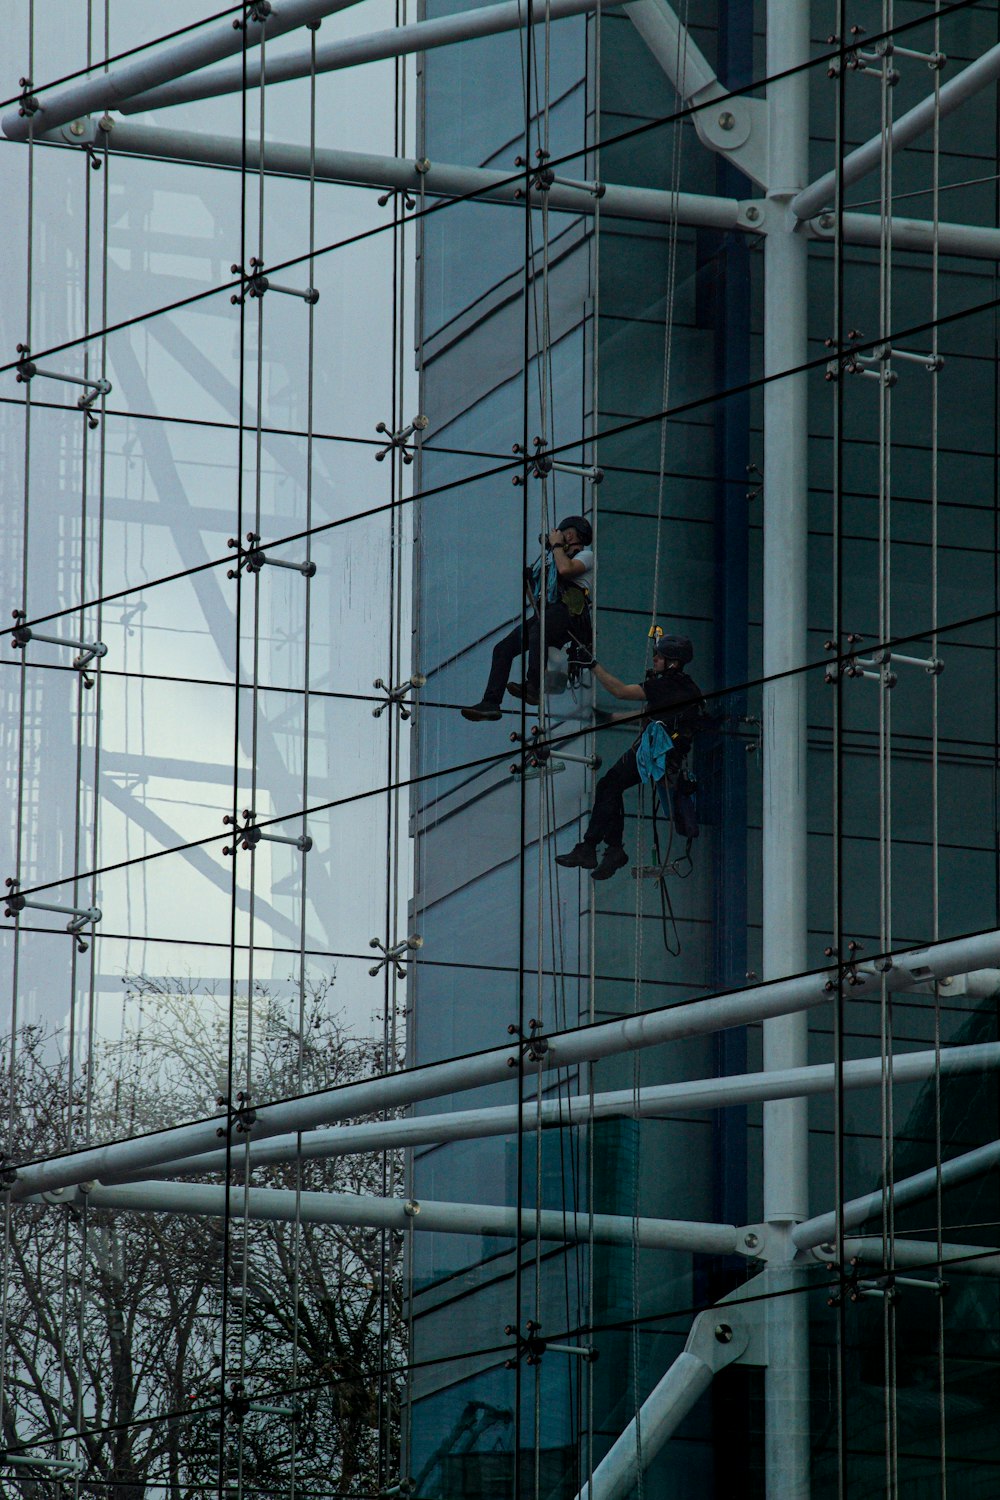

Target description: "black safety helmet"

left=653, top=633, right=694, bottom=665
left=557, top=515, right=593, bottom=546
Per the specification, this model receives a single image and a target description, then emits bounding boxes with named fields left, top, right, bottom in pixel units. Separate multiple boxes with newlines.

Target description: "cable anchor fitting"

left=509, top=727, right=598, bottom=774
left=822, top=940, right=867, bottom=993
left=233, top=1, right=272, bottom=28
left=16, top=77, right=39, bottom=119
left=512, top=437, right=603, bottom=486
left=372, top=673, right=426, bottom=721
left=506, top=1019, right=548, bottom=1067
left=222, top=810, right=312, bottom=855
left=368, top=934, right=423, bottom=978
left=227, top=533, right=315, bottom=580
left=215, top=1091, right=257, bottom=1136
left=512, top=149, right=604, bottom=200
left=504, top=1320, right=546, bottom=1366
left=375, top=414, right=429, bottom=464
left=10, top=611, right=108, bottom=688
left=230, top=258, right=318, bottom=306
left=15, top=345, right=112, bottom=428
left=378, top=187, right=416, bottom=210
left=4, top=878, right=102, bottom=953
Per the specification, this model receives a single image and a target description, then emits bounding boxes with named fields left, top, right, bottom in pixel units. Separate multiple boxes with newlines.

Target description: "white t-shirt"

left=536, top=546, right=595, bottom=606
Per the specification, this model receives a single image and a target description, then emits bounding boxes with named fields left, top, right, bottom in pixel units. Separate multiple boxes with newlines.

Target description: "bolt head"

left=714, top=1322, right=734, bottom=1344
left=743, top=1232, right=759, bottom=1250
left=718, top=110, right=736, bottom=131
left=69, top=120, right=85, bottom=137
left=745, top=206, right=760, bottom=222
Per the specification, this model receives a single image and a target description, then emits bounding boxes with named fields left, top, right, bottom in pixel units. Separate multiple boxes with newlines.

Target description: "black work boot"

left=507, top=681, right=540, bottom=707
left=555, top=841, right=598, bottom=871
left=461, top=700, right=502, bottom=722
left=591, top=846, right=629, bottom=881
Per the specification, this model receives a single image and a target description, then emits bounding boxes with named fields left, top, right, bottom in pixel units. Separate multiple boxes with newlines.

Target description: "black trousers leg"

left=482, top=602, right=576, bottom=704
left=526, top=601, right=574, bottom=690
left=483, top=623, right=525, bottom=705
left=584, top=747, right=641, bottom=849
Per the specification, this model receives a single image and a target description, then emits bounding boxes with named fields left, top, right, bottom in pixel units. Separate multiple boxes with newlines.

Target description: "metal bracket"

left=10, top=610, right=108, bottom=688
left=828, top=29, right=945, bottom=82
left=369, top=934, right=423, bottom=978
left=0, top=1453, right=81, bottom=1475
left=821, top=1255, right=948, bottom=1305
left=372, top=673, right=426, bottom=721
left=215, top=1091, right=257, bottom=1137
left=233, top=1, right=273, bottom=29
left=14, top=344, right=111, bottom=427
left=230, top=258, right=319, bottom=306
left=15, top=77, right=39, bottom=119
left=4, top=878, right=102, bottom=953
left=375, top=414, right=428, bottom=464
left=512, top=437, right=603, bottom=486
left=506, top=1019, right=549, bottom=1067
left=226, top=533, right=316, bottom=580
left=503, top=1320, right=597, bottom=1367
left=509, top=727, right=600, bottom=774
left=512, top=148, right=604, bottom=202
left=222, top=809, right=312, bottom=855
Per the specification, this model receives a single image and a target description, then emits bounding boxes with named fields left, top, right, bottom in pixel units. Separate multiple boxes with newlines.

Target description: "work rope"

left=217, top=13, right=254, bottom=1498
left=286, top=24, right=319, bottom=1500
left=876, top=4, right=899, bottom=1486
left=0, top=0, right=36, bottom=1441
left=929, top=3, right=946, bottom=1490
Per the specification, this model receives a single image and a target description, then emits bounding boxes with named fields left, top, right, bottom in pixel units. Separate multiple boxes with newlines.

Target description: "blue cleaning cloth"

left=636, top=720, right=675, bottom=785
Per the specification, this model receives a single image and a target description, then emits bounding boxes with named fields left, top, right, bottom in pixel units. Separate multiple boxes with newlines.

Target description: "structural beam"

left=793, top=1136, right=1000, bottom=1252
left=0, top=0, right=364, bottom=143
left=575, top=1301, right=754, bottom=1500
left=120, top=0, right=601, bottom=113
left=37, top=1181, right=740, bottom=1255
left=843, top=1237, right=1000, bottom=1278
left=116, top=1040, right=1000, bottom=1181
left=27, top=125, right=1000, bottom=260
left=39, top=118, right=743, bottom=230
left=623, top=0, right=768, bottom=186
left=9, top=927, right=1000, bottom=1200
left=793, top=41, right=1000, bottom=221
left=762, top=0, right=811, bottom=1490
left=812, top=209, right=1000, bottom=263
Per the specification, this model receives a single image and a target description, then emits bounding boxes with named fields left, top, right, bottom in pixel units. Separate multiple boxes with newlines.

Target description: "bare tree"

left=0, top=975, right=405, bottom=1498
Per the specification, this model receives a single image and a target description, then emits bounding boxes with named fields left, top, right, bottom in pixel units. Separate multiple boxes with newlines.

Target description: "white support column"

left=0, top=0, right=364, bottom=142
left=119, top=0, right=602, bottom=113
left=762, top=0, right=811, bottom=1490
left=8, top=928, right=1000, bottom=1200
left=37, top=118, right=743, bottom=231
left=116, top=1040, right=1000, bottom=1180
left=35, top=1182, right=741, bottom=1255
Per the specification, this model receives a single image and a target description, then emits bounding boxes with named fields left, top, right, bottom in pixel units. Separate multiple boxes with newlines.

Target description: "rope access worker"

left=461, top=516, right=594, bottom=722
left=555, top=634, right=704, bottom=881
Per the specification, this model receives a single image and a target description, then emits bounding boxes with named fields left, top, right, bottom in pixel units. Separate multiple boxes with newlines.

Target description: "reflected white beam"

left=0, top=0, right=364, bottom=143
left=118, top=1040, right=1000, bottom=1181
left=10, top=926, right=1000, bottom=1200
left=574, top=1305, right=750, bottom=1500
left=793, top=40, right=1000, bottom=221
left=38, top=1181, right=740, bottom=1254
left=843, top=1237, right=1000, bottom=1278
left=794, top=1136, right=1000, bottom=1251
left=121, top=0, right=601, bottom=113
left=38, top=119, right=742, bottom=230
left=813, top=209, right=1000, bottom=263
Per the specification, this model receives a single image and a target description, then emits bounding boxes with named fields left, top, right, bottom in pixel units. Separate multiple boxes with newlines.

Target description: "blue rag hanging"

left=636, top=720, right=675, bottom=817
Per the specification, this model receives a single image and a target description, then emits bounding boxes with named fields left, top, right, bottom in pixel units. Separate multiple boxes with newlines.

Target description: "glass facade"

left=2, top=2, right=1000, bottom=1499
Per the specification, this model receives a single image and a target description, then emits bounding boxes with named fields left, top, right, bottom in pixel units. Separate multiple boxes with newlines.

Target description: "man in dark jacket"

left=461, top=516, right=594, bottom=722
left=555, top=634, right=703, bottom=881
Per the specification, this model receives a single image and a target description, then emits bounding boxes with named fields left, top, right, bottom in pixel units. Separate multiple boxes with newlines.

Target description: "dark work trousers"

left=583, top=745, right=642, bottom=850
left=584, top=743, right=683, bottom=849
left=482, top=600, right=577, bottom=705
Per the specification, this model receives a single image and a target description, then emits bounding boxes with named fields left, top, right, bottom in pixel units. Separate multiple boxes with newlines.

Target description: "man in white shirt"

left=462, top=515, right=594, bottom=722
